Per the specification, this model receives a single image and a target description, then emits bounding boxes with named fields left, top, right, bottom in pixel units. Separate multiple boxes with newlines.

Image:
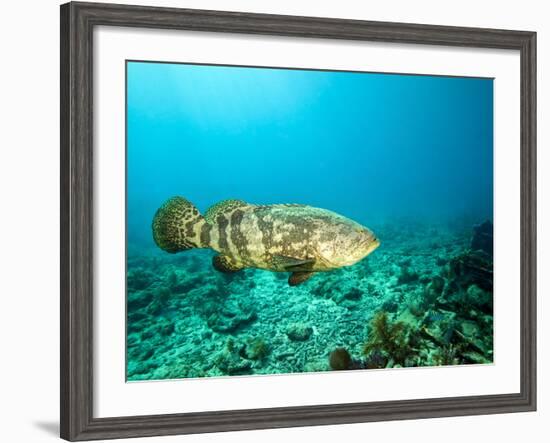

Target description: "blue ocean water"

left=126, top=61, right=494, bottom=380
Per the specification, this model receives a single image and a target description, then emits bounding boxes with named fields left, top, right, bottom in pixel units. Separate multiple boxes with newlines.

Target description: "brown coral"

left=363, top=311, right=415, bottom=366
left=329, top=348, right=352, bottom=370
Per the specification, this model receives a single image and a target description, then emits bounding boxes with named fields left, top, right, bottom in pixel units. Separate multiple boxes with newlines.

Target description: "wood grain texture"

left=60, top=1, right=537, bottom=440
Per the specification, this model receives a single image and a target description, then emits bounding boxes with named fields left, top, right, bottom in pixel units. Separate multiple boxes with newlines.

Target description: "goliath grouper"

left=152, top=197, right=380, bottom=286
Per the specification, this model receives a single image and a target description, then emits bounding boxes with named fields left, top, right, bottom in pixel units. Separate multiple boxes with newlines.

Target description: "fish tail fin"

left=152, top=197, right=210, bottom=252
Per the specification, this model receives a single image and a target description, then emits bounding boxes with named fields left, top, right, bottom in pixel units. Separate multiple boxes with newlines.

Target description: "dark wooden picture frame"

left=60, top=1, right=536, bottom=441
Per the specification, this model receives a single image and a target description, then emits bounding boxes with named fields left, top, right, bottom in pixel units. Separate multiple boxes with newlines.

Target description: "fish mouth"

left=357, top=235, right=380, bottom=257
left=365, top=236, right=380, bottom=254
left=353, top=234, right=379, bottom=256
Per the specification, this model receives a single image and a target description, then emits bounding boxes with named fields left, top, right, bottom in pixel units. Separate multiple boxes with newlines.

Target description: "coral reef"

left=286, top=323, right=313, bottom=341
left=397, top=266, right=419, bottom=285
left=126, top=220, right=493, bottom=380
left=471, top=220, right=493, bottom=256
left=447, top=250, right=493, bottom=293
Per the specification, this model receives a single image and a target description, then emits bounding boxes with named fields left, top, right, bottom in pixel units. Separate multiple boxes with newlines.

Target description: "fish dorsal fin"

left=204, top=199, right=251, bottom=224
left=272, top=255, right=315, bottom=271
left=273, top=203, right=307, bottom=208
left=256, top=203, right=307, bottom=211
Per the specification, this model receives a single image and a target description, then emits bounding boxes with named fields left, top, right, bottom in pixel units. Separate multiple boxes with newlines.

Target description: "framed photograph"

left=60, top=1, right=536, bottom=440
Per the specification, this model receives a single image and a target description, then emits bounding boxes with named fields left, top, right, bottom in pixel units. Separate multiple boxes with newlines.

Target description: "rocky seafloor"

left=126, top=220, right=493, bottom=381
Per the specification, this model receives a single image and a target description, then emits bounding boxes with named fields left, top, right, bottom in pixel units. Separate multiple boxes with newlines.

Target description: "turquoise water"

left=126, top=61, right=493, bottom=380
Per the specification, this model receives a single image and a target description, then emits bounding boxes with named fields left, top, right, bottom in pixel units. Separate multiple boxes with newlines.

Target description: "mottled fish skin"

left=152, top=196, right=206, bottom=252
left=206, top=203, right=379, bottom=272
left=152, top=198, right=379, bottom=275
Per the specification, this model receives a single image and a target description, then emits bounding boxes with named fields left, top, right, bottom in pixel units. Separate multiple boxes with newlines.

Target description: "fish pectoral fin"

left=272, top=255, right=315, bottom=271
left=212, top=254, right=244, bottom=273
left=288, top=271, right=315, bottom=286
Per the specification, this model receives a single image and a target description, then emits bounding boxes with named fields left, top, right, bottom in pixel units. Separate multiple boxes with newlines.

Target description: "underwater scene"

left=126, top=61, right=494, bottom=380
